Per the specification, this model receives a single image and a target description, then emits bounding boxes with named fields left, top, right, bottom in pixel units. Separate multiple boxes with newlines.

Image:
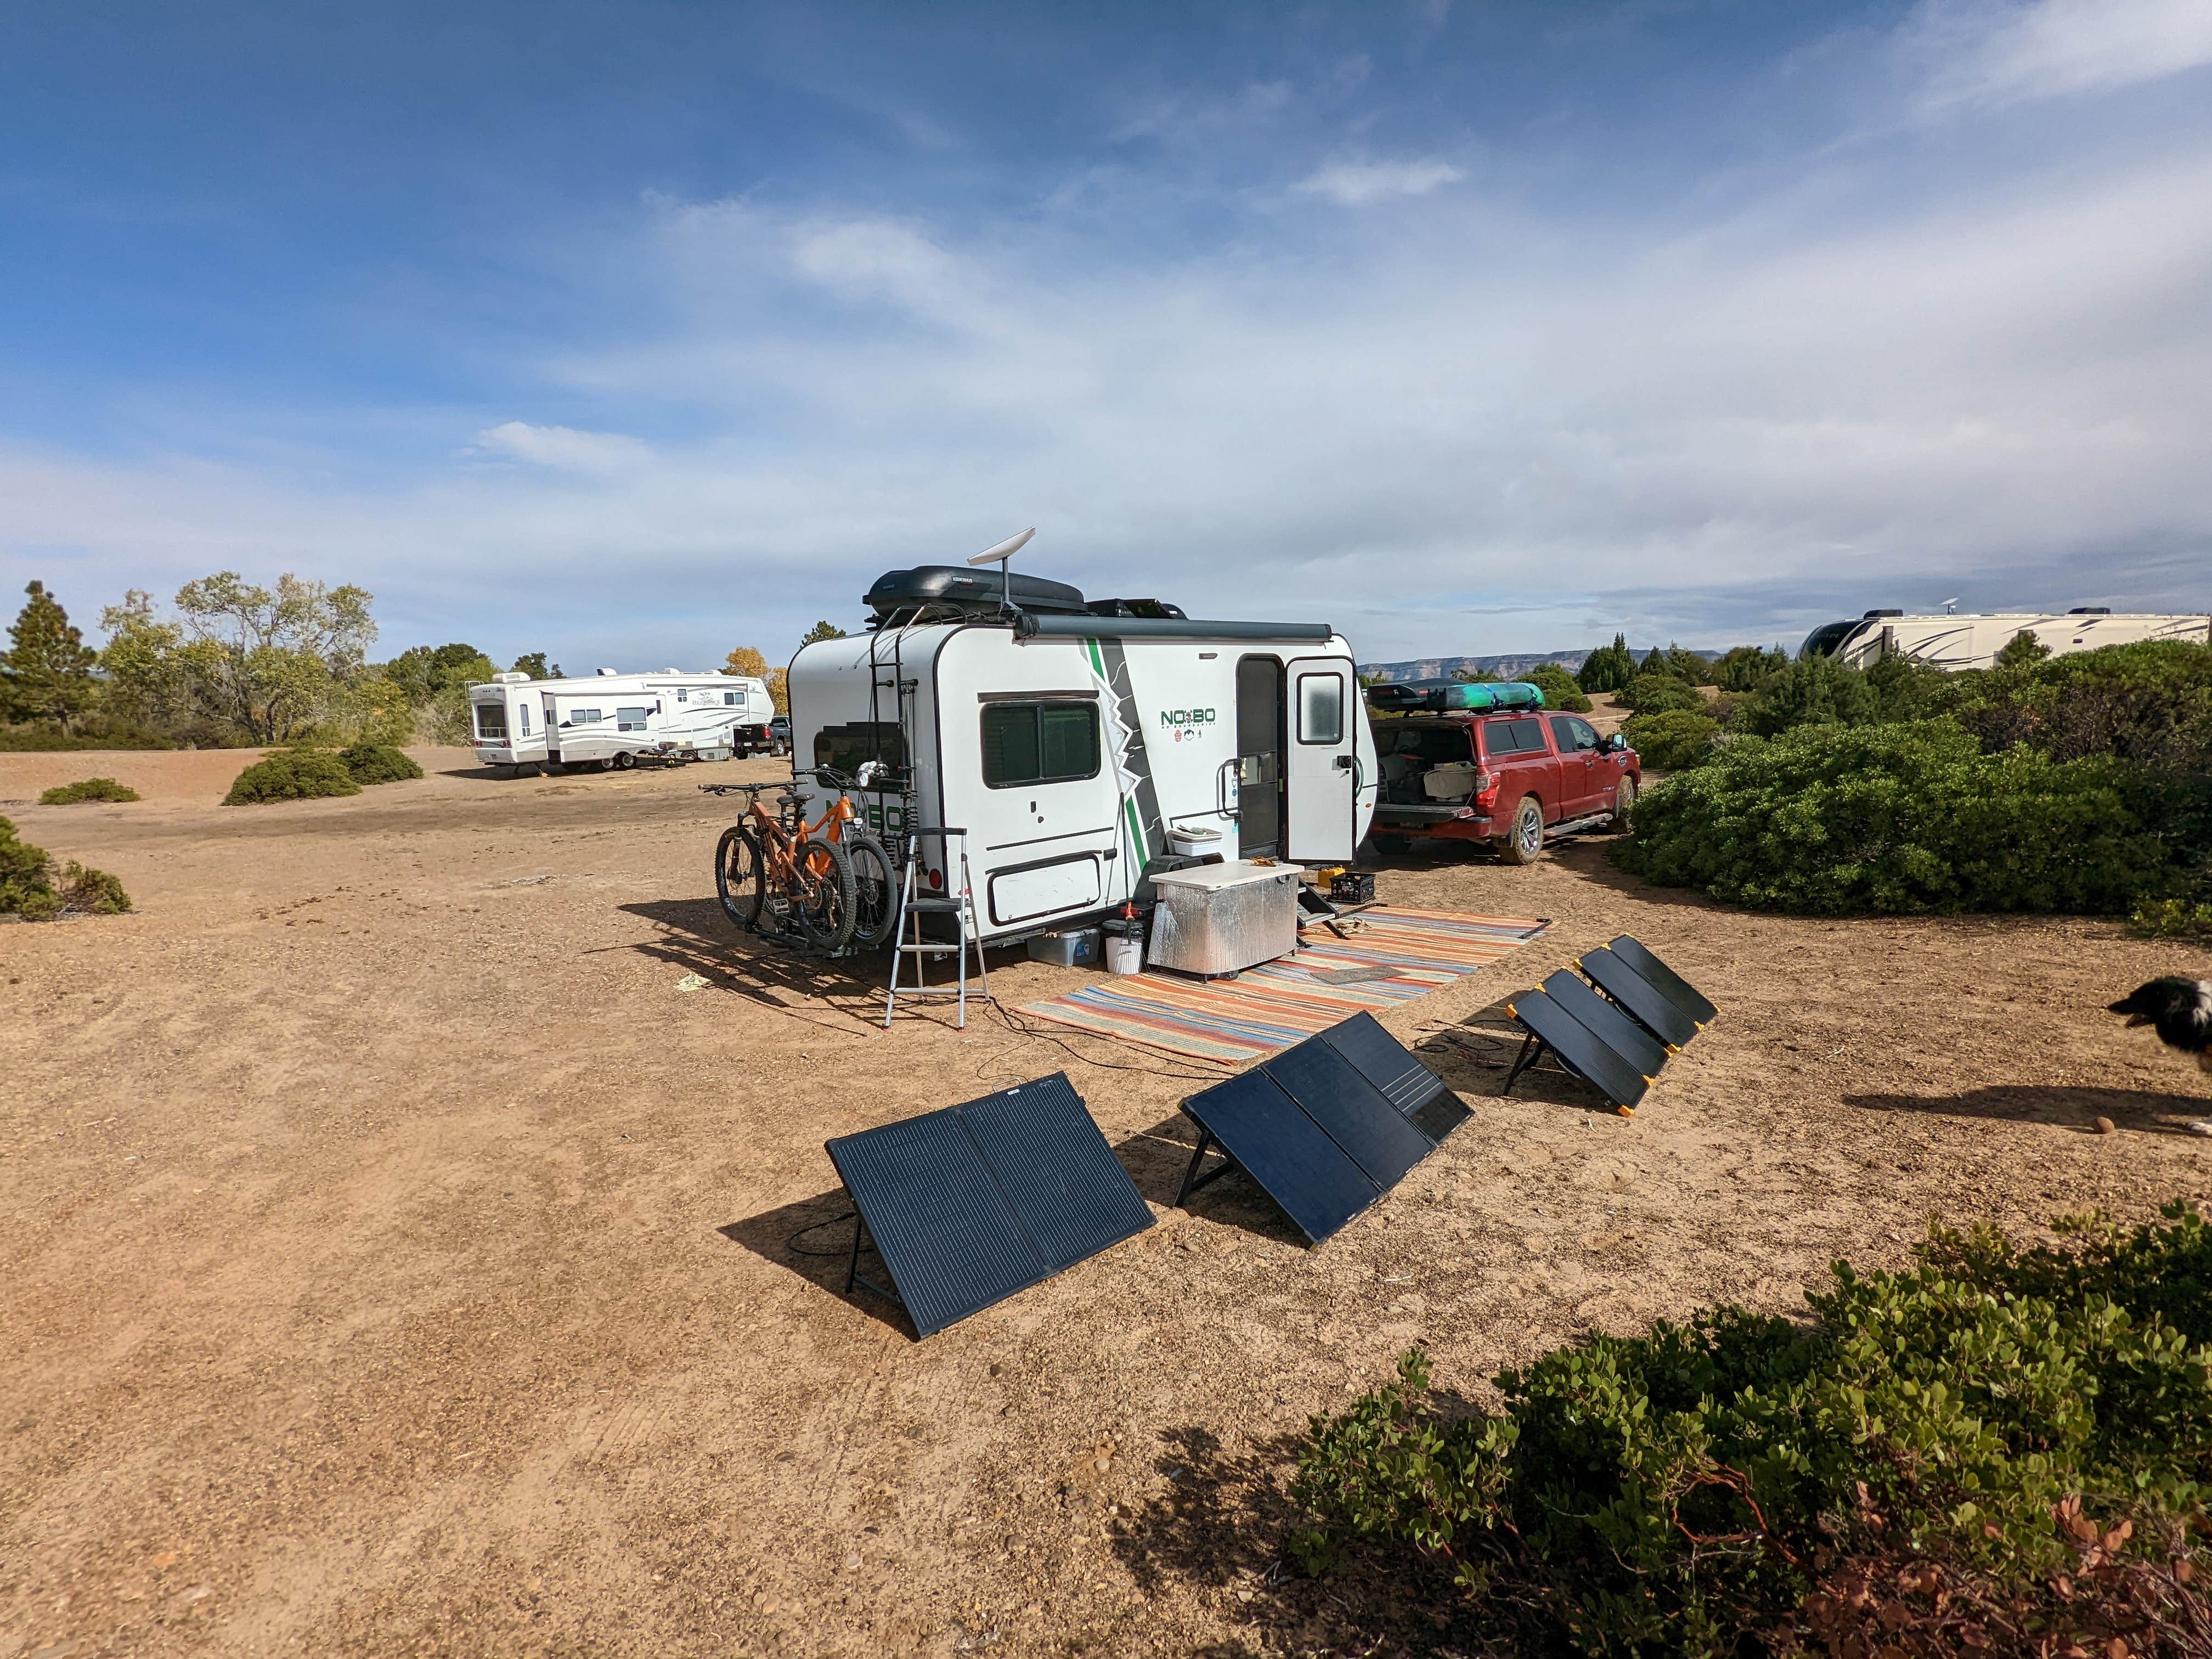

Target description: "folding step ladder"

left=883, top=827, right=990, bottom=1030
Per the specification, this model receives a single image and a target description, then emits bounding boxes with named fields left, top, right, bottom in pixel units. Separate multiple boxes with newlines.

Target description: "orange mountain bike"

left=701, top=767, right=897, bottom=952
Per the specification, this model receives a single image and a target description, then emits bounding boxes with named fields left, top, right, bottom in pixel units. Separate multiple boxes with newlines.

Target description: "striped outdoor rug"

left=1017, top=905, right=1549, bottom=1066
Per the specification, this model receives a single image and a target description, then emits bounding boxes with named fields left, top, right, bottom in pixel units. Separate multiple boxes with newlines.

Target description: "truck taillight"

left=1474, top=769, right=1498, bottom=807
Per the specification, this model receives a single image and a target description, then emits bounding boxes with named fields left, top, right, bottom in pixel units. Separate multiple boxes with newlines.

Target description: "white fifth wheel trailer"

left=785, top=565, right=1379, bottom=947
left=1801, top=608, right=2211, bottom=671
left=467, top=669, right=778, bottom=774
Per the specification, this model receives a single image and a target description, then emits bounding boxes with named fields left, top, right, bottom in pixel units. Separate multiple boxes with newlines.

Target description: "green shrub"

left=56, top=860, right=130, bottom=914
left=1951, top=638, right=2212, bottom=769
left=1734, top=651, right=1950, bottom=737
left=1713, top=644, right=1788, bottom=691
left=0, top=817, right=128, bottom=917
left=1290, top=1201, right=2212, bottom=1658
left=337, top=742, right=422, bottom=785
left=1615, top=720, right=2165, bottom=915
left=38, top=776, right=140, bottom=805
left=1525, top=662, right=1592, bottom=713
left=1577, top=634, right=1635, bottom=695
left=0, top=724, right=176, bottom=752
left=1622, top=708, right=1719, bottom=770
left=2134, top=896, right=2212, bottom=940
left=0, top=815, right=59, bottom=918
left=222, top=749, right=362, bottom=806
left=1617, top=673, right=1702, bottom=715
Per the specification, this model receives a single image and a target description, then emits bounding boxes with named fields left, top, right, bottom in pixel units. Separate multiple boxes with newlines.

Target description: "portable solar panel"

left=1316, top=1011, right=1469, bottom=1142
left=1500, top=987, right=1650, bottom=1112
left=1543, top=969, right=1668, bottom=1081
left=1605, top=935, right=1717, bottom=1026
left=824, top=1073, right=1153, bottom=1338
left=1178, top=1069, right=1381, bottom=1246
left=1578, top=947, right=1700, bottom=1050
left=1265, top=1036, right=1434, bottom=1190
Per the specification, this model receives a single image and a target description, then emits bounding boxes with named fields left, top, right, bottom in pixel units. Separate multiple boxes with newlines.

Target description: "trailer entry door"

left=1234, top=657, right=1285, bottom=858
left=1284, top=657, right=1356, bottom=861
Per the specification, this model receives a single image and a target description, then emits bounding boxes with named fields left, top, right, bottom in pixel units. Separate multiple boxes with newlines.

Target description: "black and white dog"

left=2108, top=977, right=2212, bottom=1073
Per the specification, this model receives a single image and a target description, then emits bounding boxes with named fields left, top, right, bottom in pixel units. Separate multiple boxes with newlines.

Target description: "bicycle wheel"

left=789, top=834, right=856, bottom=951
left=844, top=830, right=899, bottom=950
left=714, top=825, right=766, bottom=933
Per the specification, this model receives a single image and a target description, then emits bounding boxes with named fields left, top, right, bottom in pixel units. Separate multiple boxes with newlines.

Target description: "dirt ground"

left=4, top=747, right=2208, bottom=1659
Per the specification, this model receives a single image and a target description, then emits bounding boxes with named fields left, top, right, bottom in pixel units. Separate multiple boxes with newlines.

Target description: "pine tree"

left=800, top=620, right=847, bottom=644
left=2, top=582, right=98, bottom=730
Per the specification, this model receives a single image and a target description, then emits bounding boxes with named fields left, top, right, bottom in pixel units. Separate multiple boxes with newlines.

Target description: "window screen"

left=981, top=701, right=1101, bottom=788
left=1297, top=673, right=1344, bottom=744
left=475, top=703, right=507, bottom=739
left=616, top=707, right=650, bottom=732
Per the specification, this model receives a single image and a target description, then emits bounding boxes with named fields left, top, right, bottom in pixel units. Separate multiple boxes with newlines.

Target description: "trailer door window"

left=475, top=702, right=507, bottom=740
left=616, top=707, right=650, bottom=732
left=982, top=701, right=1101, bottom=788
left=1296, top=672, right=1344, bottom=744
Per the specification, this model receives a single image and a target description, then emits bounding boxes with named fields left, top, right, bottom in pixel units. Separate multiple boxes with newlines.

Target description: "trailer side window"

left=475, top=703, right=507, bottom=739
left=675, top=688, right=687, bottom=702
left=616, top=707, right=650, bottom=732
left=815, top=722, right=908, bottom=786
left=566, top=708, right=601, bottom=725
left=982, top=701, right=1101, bottom=788
left=519, top=704, right=532, bottom=736
left=1296, top=673, right=1344, bottom=744
left=724, top=692, right=739, bottom=706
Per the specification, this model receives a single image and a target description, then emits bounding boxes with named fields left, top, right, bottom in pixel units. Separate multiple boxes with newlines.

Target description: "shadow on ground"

left=1413, top=996, right=1627, bottom=1115
left=1107, top=1412, right=1494, bottom=1656
left=1846, top=1084, right=2212, bottom=1137
left=619, top=898, right=893, bottom=1023
left=716, top=1192, right=915, bottom=1339
left=1111, top=1115, right=1310, bottom=1248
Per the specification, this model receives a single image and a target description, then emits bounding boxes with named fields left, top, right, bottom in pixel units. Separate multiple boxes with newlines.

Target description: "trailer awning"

left=1013, top=613, right=1334, bottom=642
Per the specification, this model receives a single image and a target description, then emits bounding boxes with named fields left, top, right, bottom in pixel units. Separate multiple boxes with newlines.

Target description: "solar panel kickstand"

left=1499, top=1029, right=1549, bottom=1096
left=840, top=1211, right=899, bottom=1310
left=1173, top=1125, right=1240, bottom=1205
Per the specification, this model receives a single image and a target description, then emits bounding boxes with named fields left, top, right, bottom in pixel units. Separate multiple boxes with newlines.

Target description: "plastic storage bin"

left=1027, top=927, right=1101, bottom=968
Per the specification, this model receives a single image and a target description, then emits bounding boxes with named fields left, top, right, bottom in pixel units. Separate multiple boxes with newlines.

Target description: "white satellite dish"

left=1940, top=596, right=1960, bottom=614
left=969, top=527, right=1036, bottom=568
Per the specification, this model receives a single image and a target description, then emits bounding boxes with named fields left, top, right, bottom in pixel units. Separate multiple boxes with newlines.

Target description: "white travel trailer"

left=1802, top=608, right=2211, bottom=672
left=786, top=565, right=1379, bottom=946
left=467, top=669, right=778, bottom=774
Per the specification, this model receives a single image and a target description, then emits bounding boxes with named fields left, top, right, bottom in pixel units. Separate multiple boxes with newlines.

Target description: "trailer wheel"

left=614, top=751, right=636, bottom=771
left=543, top=760, right=565, bottom=776
left=1499, top=796, right=1545, bottom=865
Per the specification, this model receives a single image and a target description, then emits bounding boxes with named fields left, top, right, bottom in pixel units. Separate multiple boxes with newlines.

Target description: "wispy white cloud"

left=1910, top=0, right=2212, bottom=110
left=1294, top=157, right=1464, bottom=206
left=472, top=421, right=652, bottom=473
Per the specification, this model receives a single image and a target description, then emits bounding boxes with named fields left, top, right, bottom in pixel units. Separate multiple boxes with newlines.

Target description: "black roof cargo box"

left=865, top=565, right=1092, bottom=622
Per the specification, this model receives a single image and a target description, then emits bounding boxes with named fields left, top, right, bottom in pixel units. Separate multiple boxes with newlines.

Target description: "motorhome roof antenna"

left=969, top=527, right=1036, bottom=619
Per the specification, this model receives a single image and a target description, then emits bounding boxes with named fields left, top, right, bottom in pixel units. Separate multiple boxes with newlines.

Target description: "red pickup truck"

left=1370, top=709, right=1640, bottom=862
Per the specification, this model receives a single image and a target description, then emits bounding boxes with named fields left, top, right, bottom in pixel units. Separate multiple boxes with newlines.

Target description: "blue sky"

left=3, top=0, right=2209, bottom=668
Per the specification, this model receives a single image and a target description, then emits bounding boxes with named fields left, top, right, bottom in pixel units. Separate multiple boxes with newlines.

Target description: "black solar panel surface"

left=960, top=1074, right=1154, bottom=1274
left=1510, top=989, right=1650, bottom=1110
left=1266, top=1036, right=1432, bottom=1190
left=1579, top=948, right=1699, bottom=1049
left=827, top=1111, right=1047, bottom=1338
left=1606, top=935, right=1718, bottom=1025
left=1544, top=969, right=1667, bottom=1080
left=1317, top=1011, right=1453, bottom=1122
left=1182, top=1070, right=1379, bottom=1245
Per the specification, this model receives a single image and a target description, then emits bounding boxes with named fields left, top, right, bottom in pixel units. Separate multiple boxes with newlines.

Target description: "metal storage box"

left=1147, top=862, right=1301, bottom=977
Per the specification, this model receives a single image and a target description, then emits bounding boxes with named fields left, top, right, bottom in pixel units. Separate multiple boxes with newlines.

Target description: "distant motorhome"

left=1802, top=608, right=2211, bottom=672
left=467, top=669, right=778, bottom=774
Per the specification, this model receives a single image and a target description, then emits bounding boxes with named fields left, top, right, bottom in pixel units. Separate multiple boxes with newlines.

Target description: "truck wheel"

left=1609, top=775, right=1638, bottom=833
left=1372, top=833, right=1411, bottom=856
left=1499, top=796, right=1545, bottom=865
